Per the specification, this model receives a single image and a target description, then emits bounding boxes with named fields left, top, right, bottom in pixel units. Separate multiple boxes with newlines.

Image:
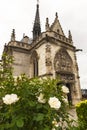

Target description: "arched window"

left=30, top=51, right=39, bottom=77
left=33, top=57, right=38, bottom=77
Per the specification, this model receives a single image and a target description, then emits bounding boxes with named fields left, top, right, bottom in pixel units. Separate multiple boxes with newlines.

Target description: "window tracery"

left=30, top=51, right=39, bottom=77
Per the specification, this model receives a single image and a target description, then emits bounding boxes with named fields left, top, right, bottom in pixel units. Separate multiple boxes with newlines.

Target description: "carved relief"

left=46, top=44, right=51, bottom=53
left=45, top=44, right=52, bottom=66
left=54, top=48, right=74, bottom=82
left=45, top=58, right=52, bottom=66
left=59, top=73, right=75, bottom=82
left=54, top=48, right=72, bottom=72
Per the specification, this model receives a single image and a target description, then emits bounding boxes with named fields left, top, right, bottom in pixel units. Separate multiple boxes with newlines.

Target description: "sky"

left=0, top=0, right=87, bottom=89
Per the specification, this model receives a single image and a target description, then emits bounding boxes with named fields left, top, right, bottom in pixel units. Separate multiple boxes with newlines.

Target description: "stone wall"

left=36, top=43, right=46, bottom=76
left=12, top=50, right=30, bottom=77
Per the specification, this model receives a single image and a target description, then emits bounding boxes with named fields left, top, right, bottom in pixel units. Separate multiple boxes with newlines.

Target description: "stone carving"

left=45, top=58, right=52, bottom=66
left=54, top=48, right=75, bottom=82
left=46, top=44, right=51, bottom=53
left=59, top=73, right=75, bottom=82
left=45, top=44, right=52, bottom=66
left=54, top=48, right=72, bottom=72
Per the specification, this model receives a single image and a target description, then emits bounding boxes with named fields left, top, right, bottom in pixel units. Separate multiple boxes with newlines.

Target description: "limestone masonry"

left=3, top=2, right=82, bottom=105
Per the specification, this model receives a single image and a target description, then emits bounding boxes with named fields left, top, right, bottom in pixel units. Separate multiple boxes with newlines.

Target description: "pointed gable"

left=50, top=13, right=65, bottom=36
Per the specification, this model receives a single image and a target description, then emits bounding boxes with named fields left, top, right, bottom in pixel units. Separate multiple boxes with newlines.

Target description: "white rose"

left=37, top=93, right=46, bottom=103
left=62, top=85, right=69, bottom=94
left=63, top=97, right=68, bottom=103
left=52, top=119, right=59, bottom=127
left=52, top=128, right=56, bottom=130
left=11, top=94, right=19, bottom=102
left=0, top=86, right=4, bottom=88
left=14, top=76, right=18, bottom=85
left=2, top=94, right=19, bottom=105
left=48, top=97, right=61, bottom=110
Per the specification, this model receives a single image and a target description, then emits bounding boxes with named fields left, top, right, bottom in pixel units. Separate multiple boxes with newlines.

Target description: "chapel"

left=3, top=2, right=82, bottom=105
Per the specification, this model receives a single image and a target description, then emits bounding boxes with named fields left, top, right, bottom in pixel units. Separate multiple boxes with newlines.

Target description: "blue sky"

left=0, top=0, right=87, bottom=88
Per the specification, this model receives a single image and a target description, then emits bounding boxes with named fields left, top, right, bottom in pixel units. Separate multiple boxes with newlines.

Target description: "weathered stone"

left=3, top=2, right=82, bottom=105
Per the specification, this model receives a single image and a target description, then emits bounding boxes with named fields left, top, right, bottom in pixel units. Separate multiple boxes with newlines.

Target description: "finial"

left=37, top=0, right=39, bottom=5
left=11, top=29, right=15, bottom=41
left=68, top=30, right=72, bottom=41
left=46, top=18, right=49, bottom=24
left=23, top=33, right=25, bottom=38
left=37, top=0, right=39, bottom=8
left=45, top=17, right=50, bottom=31
left=55, top=12, right=58, bottom=18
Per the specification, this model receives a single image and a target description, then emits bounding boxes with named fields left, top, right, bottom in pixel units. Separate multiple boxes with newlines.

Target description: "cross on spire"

left=37, top=0, right=39, bottom=5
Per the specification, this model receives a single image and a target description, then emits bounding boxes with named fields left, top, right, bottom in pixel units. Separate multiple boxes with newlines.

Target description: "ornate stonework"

left=45, top=44, right=51, bottom=53
left=2, top=3, right=82, bottom=105
left=54, top=48, right=72, bottom=72
left=45, top=44, right=52, bottom=66
left=54, top=48, right=75, bottom=83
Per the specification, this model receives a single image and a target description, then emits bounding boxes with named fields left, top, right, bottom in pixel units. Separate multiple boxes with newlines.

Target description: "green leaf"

left=29, top=101, right=36, bottom=107
left=11, top=125, right=19, bottom=130
left=44, top=126, right=50, bottom=130
left=0, top=128, right=4, bottom=130
left=16, top=118, right=24, bottom=128
left=33, top=113, right=44, bottom=121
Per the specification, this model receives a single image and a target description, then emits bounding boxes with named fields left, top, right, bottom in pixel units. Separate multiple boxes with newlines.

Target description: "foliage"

left=76, top=100, right=87, bottom=129
left=0, top=53, right=77, bottom=130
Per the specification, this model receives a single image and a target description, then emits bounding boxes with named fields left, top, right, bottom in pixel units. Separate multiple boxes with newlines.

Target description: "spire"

left=33, top=0, right=41, bottom=40
left=11, top=29, right=15, bottom=41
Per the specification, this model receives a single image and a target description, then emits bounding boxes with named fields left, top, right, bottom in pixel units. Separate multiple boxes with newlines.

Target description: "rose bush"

left=0, top=54, right=78, bottom=130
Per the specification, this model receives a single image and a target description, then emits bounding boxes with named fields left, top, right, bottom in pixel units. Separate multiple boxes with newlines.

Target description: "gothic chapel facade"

left=3, top=2, right=82, bottom=105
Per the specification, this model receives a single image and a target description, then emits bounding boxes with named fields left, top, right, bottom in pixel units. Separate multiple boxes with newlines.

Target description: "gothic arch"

left=54, top=48, right=75, bottom=104
left=30, top=51, right=39, bottom=77
left=54, top=48, right=73, bottom=73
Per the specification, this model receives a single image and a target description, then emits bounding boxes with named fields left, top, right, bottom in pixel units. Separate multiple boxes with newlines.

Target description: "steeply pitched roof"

left=50, top=13, right=65, bottom=36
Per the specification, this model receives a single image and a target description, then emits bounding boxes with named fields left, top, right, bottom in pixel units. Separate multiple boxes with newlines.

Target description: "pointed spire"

left=68, top=30, right=72, bottom=41
left=11, top=29, right=15, bottom=41
left=45, top=18, right=50, bottom=31
left=33, top=0, right=41, bottom=40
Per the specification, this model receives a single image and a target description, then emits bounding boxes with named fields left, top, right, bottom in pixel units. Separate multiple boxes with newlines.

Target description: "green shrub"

left=76, top=100, right=87, bottom=129
left=0, top=54, right=78, bottom=130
